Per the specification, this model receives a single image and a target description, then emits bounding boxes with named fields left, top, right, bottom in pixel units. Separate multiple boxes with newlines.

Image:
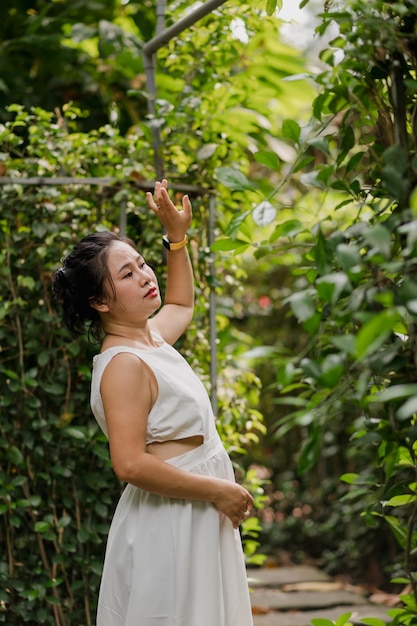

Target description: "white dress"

left=90, top=336, right=253, bottom=626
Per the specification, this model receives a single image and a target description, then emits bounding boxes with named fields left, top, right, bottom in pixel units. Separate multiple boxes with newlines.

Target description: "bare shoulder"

left=101, top=352, right=150, bottom=397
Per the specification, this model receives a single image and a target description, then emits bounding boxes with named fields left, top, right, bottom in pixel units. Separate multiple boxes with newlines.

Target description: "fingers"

left=181, top=193, right=193, bottom=219
left=232, top=508, right=252, bottom=529
left=146, top=183, right=169, bottom=213
left=237, top=490, right=254, bottom=525
left=146, top=179, right=192, bottom=220
left=229, top=489, right=254, bottom=529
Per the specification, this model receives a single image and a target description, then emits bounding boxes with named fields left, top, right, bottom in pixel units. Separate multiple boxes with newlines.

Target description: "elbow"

left=184, top=304, right=194, bottom=326
left=111, top=456, right=141, bottom=484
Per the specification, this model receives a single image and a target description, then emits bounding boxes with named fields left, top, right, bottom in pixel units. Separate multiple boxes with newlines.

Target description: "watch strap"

left=162, top=234, right=188, bottom=250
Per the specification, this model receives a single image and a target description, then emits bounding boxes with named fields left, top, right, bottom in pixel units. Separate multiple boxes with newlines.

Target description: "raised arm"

left=146, top=180, right=194, bottom=345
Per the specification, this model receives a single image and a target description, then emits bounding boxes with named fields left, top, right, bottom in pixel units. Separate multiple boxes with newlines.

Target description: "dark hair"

left=52, top=231, right=136, bottom=342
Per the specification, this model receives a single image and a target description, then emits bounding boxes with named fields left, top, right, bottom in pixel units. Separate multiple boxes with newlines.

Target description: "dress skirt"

left=96, top=434, right=253, bottom=626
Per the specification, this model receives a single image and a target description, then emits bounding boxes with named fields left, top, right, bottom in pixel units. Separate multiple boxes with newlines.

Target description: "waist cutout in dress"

left=165, top=434, right=225, bottom=472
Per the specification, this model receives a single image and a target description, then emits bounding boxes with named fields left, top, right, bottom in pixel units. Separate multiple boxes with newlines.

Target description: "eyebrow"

left=117, top=254, right=143, bottom=275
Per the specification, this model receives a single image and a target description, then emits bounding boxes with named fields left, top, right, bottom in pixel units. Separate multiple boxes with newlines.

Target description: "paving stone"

left=248, top=566, right=393, bottom=625
left=248, top=565, right=332, bottom=588
left=252, top=604, right=391, bottom=626
left=250, top=588, right=367, bottom=611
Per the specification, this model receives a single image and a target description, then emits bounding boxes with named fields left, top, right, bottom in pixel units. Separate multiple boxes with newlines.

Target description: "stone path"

left=248, top=565, right=393, bottom=625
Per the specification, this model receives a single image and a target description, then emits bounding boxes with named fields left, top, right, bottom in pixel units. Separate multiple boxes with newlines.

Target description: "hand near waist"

left=212, top=479, right=254, bottom=529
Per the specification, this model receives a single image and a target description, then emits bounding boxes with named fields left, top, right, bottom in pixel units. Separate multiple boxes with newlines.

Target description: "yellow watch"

left=162, top=234, right=188, bottom=250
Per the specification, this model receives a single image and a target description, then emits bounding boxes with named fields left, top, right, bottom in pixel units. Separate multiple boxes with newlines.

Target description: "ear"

left=89, top=297, right=110, bottom=313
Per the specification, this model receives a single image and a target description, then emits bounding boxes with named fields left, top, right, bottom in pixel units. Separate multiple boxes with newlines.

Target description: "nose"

left=137, top=266, right=152, bottom=285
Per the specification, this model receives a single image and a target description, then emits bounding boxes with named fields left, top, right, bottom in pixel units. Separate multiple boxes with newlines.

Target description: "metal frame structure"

left=0, top=0, right=229, bottom=412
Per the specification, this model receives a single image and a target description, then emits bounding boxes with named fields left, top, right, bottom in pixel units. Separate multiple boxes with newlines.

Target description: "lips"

left=145, top=287, right=158, bottom=298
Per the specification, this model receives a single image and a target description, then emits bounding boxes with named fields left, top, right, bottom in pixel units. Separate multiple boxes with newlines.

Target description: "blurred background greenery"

left=2, top=1, right=417, bottom=624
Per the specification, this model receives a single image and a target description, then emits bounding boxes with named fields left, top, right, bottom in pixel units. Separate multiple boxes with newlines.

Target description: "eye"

left=123, top=271, right=133, bottom=279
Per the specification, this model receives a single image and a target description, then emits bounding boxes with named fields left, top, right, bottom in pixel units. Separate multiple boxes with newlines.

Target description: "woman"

left=52, top=180, right=254, bottom=626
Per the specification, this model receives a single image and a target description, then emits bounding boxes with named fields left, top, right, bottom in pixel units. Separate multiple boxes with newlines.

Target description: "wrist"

left=207, top=477, right=224, bottom=504
left=162, top=234, right=188, bottom=251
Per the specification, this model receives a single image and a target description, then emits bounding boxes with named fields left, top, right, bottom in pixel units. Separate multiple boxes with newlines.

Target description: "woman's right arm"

left=100, top=353, right=253, bottom=528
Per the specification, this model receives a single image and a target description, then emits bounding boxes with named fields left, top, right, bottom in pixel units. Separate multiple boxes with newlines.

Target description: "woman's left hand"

left=146, top=179, right=192, bottom=242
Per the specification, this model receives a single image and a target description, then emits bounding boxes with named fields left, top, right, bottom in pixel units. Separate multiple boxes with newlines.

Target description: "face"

left=99, top=240, right=161, bottom=325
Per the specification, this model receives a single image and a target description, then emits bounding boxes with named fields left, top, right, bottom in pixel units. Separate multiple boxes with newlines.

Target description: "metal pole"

left=142, top=0, right=229, bottom=180
left=142, top=2, right=222, bottom=408
left=0, top=177, right=206, bottom=194
left=142, top=0, right=229, bottom=55
left=143, top=0, right=167, bottom=180
left=208, top=193, right=218, bottom=415
left=156, top=0, right=166, bottom=35
left=142, top=49, right=165, bottom=181
left=119, top=200, right=127, bottom=237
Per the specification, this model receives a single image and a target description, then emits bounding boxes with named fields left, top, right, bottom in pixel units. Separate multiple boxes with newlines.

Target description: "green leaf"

left=362, top=224, right=392, bottom=259
left=397, top=447, right=415, bottom=466
left=311, top=618, right=337, bottom=626
left=270, top=219, right=302, bottom=241
left=34, top=521, right=51, bottom=533
left=306, top=137, right=331, bottom=155
left=77, top=527, right=91, bottom=543
left=383, top=494, right=416, bottom=507
left=285, top=290, right=317, bottom=322
left=345, top=151, right=365, bottom=173
left=335, top=243, right=361, bottom=270
left=382, top=514, right=410, bottom=548
left=282, top=119, right=301, bottom=143
left=340, top=473, right=359, bottom=484
left=266, top=0, right=277, bottom=16
left=355, top=311, right=401, bottom=360
left=314, top=229, right=332, bottom=275
left=298, top=423, right=322, bottom=474
left=57, top=515, right=72, bottom=528
left=7, top=446, right=24, bottom=466
left=254, top=150, right=280, bottom=170
left=391, top=577, right=411, bottom=584
left=292, top=155, right=315, bottom=172
left=372, top=383, right=417, bottom=403
left=225, top=209, right=252, bottom=236
left=396, top=396, right=417, bottom=421
left=252, top=201, right=276, bottom=227
left=301, top=358, right=322, bottom=379
left=65, top=427, right=86, bottom=440
left=210, top=238, right=250, bottom=251
left=330, top=334, right=355, bottom=355
left=320, top=353, right=345, bottom=387
left=336, top=613, right=354, bottom=626
left=316, top=272, right=350, bottom=304
left=215, top=167, right=253, bottom=191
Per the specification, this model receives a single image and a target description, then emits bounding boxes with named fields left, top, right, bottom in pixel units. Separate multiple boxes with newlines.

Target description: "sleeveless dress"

left=90, top=336, right=253, bottom=626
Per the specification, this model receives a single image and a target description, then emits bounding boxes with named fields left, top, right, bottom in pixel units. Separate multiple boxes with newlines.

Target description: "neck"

left=102, top=321, right=155, bottom=347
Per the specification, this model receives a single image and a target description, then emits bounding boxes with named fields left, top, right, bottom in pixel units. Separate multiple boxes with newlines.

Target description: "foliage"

left=214, top=0, right=417, bottom=620
left=0, top=0, right=312, bottom=137
left=0, top=0, right=154, bottom=132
